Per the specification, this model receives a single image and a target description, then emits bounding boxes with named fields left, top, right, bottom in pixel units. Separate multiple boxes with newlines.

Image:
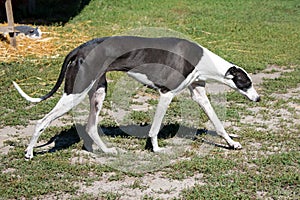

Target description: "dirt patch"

left=242, top=66, right=300, bottom=132
left=76, top=172, right=204, bottom=199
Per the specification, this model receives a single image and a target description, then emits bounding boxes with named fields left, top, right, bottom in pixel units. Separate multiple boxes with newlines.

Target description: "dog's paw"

left=104, top=147, right=118, bottom=154
left=25, top=150, right=34, bottom=159
left=116, top=147, right=127, bottom=154
left=229, top=141, right=242, bottom=150
left=153, top=146, right=171, bottom=154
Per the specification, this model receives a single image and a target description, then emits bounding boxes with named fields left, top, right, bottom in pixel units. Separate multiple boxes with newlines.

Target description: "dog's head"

left=224, top=66, right=260, bottom=102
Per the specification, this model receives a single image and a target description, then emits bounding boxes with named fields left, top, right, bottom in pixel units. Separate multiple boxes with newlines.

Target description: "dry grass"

left=0, top=23, right=92, bottom=63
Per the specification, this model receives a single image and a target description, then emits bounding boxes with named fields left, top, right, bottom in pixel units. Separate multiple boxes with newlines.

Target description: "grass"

left=0, top=0, right=299, bottom=199
left=262, top=67, right=300, bottom=94
left=177, top=149, right=299, bottom=199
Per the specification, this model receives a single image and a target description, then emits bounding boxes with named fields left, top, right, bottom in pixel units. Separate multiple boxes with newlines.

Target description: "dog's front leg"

left=189, top=83, right=242, bottom=149
left=149, top=92, right=174, bottom=152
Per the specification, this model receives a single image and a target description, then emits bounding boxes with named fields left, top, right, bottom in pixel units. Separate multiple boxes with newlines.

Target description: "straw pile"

left=0, top=24, right=92, bottom=63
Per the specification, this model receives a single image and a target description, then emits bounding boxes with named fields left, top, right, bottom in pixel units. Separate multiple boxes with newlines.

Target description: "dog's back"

left=64, top=36, right=203, bottom=94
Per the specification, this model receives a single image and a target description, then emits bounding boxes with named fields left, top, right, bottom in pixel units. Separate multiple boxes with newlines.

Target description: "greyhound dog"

left=13, top=36, right=260, bottom=159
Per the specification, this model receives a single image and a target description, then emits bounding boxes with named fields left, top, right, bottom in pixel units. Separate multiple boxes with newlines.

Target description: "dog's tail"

left=13, top=50, right=77, bottom=103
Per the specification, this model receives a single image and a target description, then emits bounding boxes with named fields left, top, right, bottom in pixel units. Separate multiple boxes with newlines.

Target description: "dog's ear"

left=225, top=66, right=237, bottom=79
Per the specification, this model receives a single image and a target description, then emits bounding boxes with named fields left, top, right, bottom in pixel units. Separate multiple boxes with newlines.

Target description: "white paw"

left=229, top=141, right=242, bottom=149
left=116, top=147, right=127, bottom=154
left=153, top=146, right=171, bottom=154
left=25, top=149, right=34, bottom=159
left=104, top=147, right=118, bottom=154
left=153, top=146, right=164, bottom=153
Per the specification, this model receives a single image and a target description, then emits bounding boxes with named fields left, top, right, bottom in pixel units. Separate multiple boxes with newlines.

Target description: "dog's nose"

left=256, top=96, right=261, bottom=102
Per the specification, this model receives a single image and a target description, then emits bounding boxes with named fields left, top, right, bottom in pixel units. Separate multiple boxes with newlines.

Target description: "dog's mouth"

left=242, top=87, right=261, bottom=102
left=250, top=95, right=261, bottom=102
left=232, top=83, right=260, bottom=102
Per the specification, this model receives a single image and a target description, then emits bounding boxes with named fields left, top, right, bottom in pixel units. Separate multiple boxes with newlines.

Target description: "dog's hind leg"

left=189, top=82, right=242, bottom=149
left=85, top=86, right=117, bottom=154
left=149, top=92, right=174, bottom=152
left=25, top=91, right=89, bottom=159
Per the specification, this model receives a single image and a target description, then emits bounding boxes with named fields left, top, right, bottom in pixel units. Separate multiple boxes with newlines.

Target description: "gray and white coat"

left=13, top=36, right=260, bottom=159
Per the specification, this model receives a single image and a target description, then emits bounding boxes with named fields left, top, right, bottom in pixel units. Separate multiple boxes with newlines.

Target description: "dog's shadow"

left=35, top=123, right=231, bottom=155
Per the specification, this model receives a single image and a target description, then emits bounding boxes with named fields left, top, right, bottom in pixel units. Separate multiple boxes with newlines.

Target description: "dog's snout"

left=255, top=96, right=261, bottom=102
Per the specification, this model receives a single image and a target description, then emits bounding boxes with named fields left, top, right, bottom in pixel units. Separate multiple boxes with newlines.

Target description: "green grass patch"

left=262, top=68, right=300, bottom=94
left=0, top=146, right=114, bottom=199
left=179, top=151, right=299, bottom=199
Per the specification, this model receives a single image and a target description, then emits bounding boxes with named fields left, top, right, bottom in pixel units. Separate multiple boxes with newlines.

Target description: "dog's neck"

left=195, top=47, right=232, bottom=82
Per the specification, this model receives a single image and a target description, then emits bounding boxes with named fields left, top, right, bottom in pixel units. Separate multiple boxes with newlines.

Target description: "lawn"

left=0, top=0, right=299, bottom=199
